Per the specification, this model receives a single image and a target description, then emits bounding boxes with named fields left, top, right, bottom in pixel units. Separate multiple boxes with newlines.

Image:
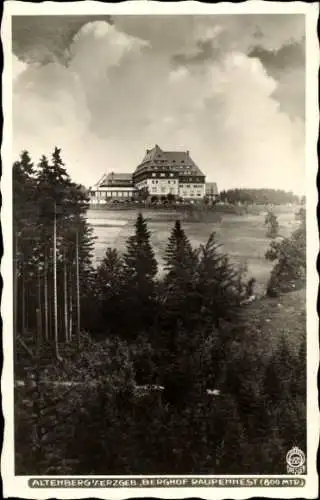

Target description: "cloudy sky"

left=12, top=14, right=305, bottom=193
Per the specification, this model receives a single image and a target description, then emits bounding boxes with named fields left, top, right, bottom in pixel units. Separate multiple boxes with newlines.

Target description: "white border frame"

left=1, top=2, right=319, bottom=499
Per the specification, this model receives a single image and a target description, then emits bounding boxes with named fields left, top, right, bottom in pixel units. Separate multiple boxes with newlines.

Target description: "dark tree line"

left=90, top=217, right=249, bottom=345
left=14, top=151, right=306, bottom=475
left=13, top=148, right=95, bottom=367
left=219, top=188, right=301, bottom=205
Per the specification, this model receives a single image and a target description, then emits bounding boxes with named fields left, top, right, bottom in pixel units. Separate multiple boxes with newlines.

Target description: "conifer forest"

left=14, top=149, right=306, bottom=475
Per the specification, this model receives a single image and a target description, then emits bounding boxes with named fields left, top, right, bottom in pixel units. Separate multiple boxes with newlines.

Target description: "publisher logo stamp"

left=286, top=447, right=306, bottom=474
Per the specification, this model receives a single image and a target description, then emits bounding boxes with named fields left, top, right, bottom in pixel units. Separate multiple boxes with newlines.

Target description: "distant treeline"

left=219, top=188, right=302, bottom=205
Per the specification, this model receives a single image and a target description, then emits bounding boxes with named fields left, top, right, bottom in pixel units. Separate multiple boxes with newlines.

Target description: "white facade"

left=148, top=177, right=179, bottom=197
left=89, top=147, right=216, bottom=204
left=89, top=186, right=135, bottom=204
left=135, top=178, right=205, bottom=198
left=125, top=179, right=206, bottom=199
left=178, top=183, right=206, bottom=199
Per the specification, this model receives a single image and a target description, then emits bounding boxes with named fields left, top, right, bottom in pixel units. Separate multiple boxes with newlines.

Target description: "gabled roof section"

left=137, top=145, right=204, bottom=176
left=95, top=172, right=133, bottom=187
left=94, top=173, right=108, bottom=188
left=141, top=144, right=165, bottom=163
left=106, top=172, right=132, bottom=182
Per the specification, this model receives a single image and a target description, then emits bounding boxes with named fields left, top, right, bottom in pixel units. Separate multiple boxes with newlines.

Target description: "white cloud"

left=12, top=17, right=305, bottom=193
left=12, top=54, right=27, bottom=80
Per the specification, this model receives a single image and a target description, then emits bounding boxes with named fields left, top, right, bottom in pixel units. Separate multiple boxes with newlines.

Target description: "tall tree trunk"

left=13, top=231, right=18, bottom=365
left=68, top=268, right=73, bottom=343
left=63, top=252, right=68, bottom=342
left=53, top=202, right=62, bottom=361
left=36, top=307, right=42, bottom=357
left=21, top=268, right=25, bottom=336
left=37, top=266, right=42, bottom=348
left=25, top=281, right=30, bottom=338
left=44, top=250, right=49, bottom=342
left=76, top=230, right=80, bottom=350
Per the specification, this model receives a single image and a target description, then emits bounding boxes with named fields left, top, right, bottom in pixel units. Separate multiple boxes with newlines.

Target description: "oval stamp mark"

left=286, top=447, right=306, bottom=474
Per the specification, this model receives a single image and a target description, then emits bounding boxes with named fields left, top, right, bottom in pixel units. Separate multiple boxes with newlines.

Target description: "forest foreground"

left=13, top=149, right=306, bottom=476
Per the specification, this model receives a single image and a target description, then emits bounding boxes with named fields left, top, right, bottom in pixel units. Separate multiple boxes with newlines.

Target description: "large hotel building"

left=89, top=145, right=217, bottom=204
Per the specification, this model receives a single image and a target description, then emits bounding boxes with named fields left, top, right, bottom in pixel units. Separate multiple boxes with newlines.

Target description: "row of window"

left=151, top=165, right=193, bottom=170
left=181, top=193, right=202, bottom=197
left=154, top=159, right=187, bottom=164
left=135, top=169, right=203, bottom=180
left=155, top=155, right=189, bottom=164
left=151, top=179, right=177, bottom=185
left=149, top=186, right=203, bottom=196
left=151, top=187, right=175, bottom=194
left=91, top=191, right=134, bottom=198
left=151, top=172, right=175, bottom=178
left=91, top=184, right=204, bottom=196
left=180, top=177, right=204, bottom=182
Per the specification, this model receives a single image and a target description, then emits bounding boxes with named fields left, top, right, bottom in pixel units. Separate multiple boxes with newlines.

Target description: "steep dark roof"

left=96, top=172, right=133, bottom=187
left=107, top=172, right=132, bottom=182
left=136, top=145, right=204, bottom=176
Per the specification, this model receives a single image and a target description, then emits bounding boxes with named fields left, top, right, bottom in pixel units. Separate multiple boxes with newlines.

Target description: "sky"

left=12, top=14, right=305, bottom=193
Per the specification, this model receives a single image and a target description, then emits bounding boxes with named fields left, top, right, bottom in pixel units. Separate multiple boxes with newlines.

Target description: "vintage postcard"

left=1, top=1, right=319, bottom=498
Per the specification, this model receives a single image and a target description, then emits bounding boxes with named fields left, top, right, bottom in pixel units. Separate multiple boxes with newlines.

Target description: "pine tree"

left=159, top=221, right=199, bottom=334
left=124, top=213, right=157, bottom=286
left=96, top=248, right=125, bottom=298
left=90, top=248, right=126, bottom=335
left=122, top=213, right=158, bottom=335
left=13, top=151, right=35, bottom=224
left=196, top=232, right=242, bottom=328
left=164, top=220, right=197, bottom=283
left=13, top=147, right=95, bottom=366
left=13, top=151, right=37, bottom=345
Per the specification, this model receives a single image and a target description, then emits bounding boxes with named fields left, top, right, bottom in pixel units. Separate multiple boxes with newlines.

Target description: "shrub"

left=15, top=336, right=135, bottom=474
left=266, top=209, right=306, bottom=296
left=264, top=210, right=279, bottom=238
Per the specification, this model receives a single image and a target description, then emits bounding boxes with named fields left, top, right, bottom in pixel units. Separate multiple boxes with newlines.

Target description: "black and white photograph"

left=1, top=1, right=319, bottom=499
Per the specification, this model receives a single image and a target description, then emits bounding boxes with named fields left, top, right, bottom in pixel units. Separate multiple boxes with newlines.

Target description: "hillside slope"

left=242, top=288, right=306, bottom=356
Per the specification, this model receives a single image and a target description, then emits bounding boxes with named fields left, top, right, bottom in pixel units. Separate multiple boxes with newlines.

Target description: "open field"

left=87, top=206, right=300, bottom=295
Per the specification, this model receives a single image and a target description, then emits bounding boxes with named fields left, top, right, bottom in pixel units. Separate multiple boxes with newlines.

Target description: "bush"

left=264, top=210, right=279, bottom=238
left=15, top=336, right=135, bottom=474
left=266, top=209, right=306, bottom=296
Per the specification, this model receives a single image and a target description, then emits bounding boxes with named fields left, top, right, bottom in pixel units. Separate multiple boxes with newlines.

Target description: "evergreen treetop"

left=164, top=220, right=197, bottom=282
left=124, top=213, right=158, bottom=281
